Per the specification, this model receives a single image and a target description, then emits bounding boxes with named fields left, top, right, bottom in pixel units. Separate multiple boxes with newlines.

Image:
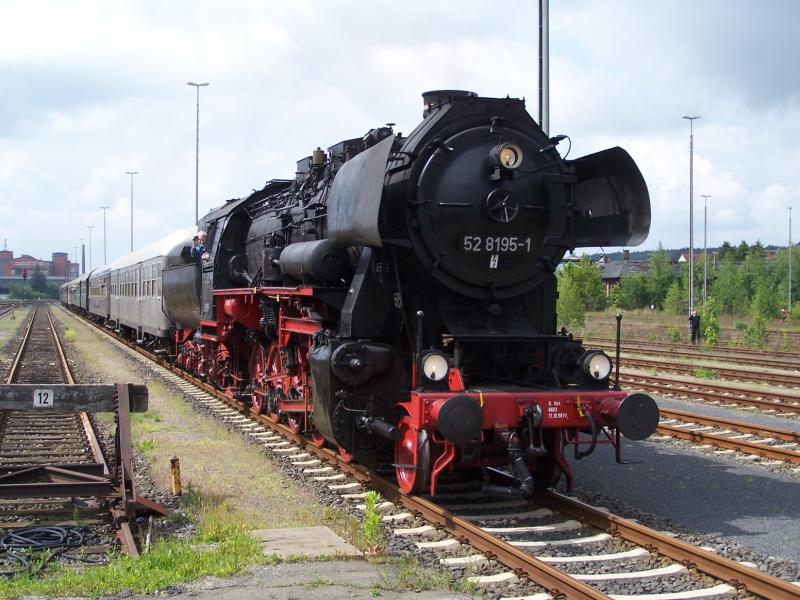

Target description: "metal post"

left=87, top=226, right=94, bottom=270
left=100, top=206, right=110, bottom=265
left=701, top=194, right=711, bottom=304
left=538, top=0, right=549, bottom=136
left=187, top=82, right=209, bottom=226
left=683, top=115, right=700, bottom=310
left=790, top=206, right=793, bottom=310
left=125, top=171, right=137, bottom=252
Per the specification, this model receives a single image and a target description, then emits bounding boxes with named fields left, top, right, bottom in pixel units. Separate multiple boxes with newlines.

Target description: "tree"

left=556, top=257, right=606, bottom=327
left=717, top=241, right=735, bottom=262
left=646, top=245, right=675, bottom=308
left=663, top=281, right=687, bottom=315
left=31, top=267, right=47, bottom=293
left=617, top=274, right=649, bottom=309
left=734, top=240, right=750, bottom=262
left=712, top=255, right=748, bottom=314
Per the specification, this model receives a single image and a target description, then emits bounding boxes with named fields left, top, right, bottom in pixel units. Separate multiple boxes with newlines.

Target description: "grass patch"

left=136, top=438, right=156, bottom=453
left=0, top=491, right=267, bottom=599
left=63, top=328, right=77, bottom=343
left=380, top=554, right=479, bottom=595
left=665, top=325, right=682, bottom=344
left=361, top=491, right=383, bottom=555
left=693, top=367, right=719, bottom=379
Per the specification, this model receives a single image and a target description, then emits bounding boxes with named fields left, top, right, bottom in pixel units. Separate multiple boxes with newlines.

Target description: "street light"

left=701, top=194, right=711, bottom=304
left=683, top=115, right=701, bottom=310
left=187, top=81, right=209, bottom=226
left=100, top=205, right=110, bottom=265
left=126, top=171, right=138, bottom=251
left=87, top=226, right=94, bottom=270
left=790, top=206, right=793, bottom=311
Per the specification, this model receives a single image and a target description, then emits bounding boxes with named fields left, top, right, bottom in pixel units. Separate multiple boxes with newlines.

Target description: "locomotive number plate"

left=460, top=234, right=533, bottom=254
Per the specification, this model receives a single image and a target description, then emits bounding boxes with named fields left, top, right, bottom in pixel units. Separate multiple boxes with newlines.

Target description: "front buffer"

left=394, top=385, right=659, bottom=496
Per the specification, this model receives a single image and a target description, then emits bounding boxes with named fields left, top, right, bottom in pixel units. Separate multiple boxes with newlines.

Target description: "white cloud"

left=0, top=0, right=798, bottom=267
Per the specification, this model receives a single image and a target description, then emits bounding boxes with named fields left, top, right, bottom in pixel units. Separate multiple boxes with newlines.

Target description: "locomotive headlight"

left=489, top=143, right=524, bottom=170
left=581, top=351, right=612, bottom=381
left=422, top=353, right=449, bottom=382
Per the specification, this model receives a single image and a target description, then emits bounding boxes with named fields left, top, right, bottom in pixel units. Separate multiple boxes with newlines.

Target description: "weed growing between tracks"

left=0, top=493, right=267, bottom=599
left=694, top=367, right=719, bottom=379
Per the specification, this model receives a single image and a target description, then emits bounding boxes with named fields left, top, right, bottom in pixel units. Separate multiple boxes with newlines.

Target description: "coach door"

left=137, top=264, right=143, bottom=341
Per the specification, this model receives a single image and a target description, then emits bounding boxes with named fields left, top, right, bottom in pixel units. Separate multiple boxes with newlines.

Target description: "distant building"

left=598, top=249, right=651, bottom=295
left=0, top=248, right=79, bottom=279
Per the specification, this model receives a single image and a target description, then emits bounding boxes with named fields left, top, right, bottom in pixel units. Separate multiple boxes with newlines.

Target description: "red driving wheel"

left=394, top=417, right=430, bottom=495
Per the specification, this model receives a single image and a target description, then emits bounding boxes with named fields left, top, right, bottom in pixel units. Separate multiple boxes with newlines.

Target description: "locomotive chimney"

left=422, top=90, right=477, bottom=117
left=623, top=249, right=630, bottom=261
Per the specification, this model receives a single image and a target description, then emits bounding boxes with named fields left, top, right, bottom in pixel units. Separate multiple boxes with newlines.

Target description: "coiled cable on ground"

left=0, top=526, right=103, bottom=577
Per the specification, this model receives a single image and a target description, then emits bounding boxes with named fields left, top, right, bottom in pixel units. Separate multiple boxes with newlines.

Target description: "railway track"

left=655, top=408, right=800, bottom=465
left=65, top=305, right=800, bottom=600
left=619, top=370, right=800, bottom=416
left=620, top=356, right=800, bottom=388
left=0, top=303, right=142, bottom=558
left=588, top=338, right=800, bottom=371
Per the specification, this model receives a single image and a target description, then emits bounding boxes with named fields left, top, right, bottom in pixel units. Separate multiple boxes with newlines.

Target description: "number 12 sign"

left=33, top=389, right=54, bottom=408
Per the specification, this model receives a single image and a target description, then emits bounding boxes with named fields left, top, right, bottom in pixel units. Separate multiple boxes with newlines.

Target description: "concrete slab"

left=250, top=526, right=362, bottom=559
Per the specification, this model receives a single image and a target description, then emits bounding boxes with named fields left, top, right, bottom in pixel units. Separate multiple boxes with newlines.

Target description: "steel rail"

left=43, top=305, right=111, bottom=474
left=657, top=424, right=800, bottom=463
left=656, top=408, right=800, bottom=463
left=538, top=491, right=800, bottom=600
left=588, top=338, right=800, bottom=369
left=622, top=356, right=800, bottom=388
left=619, top=373, right=800, bottom=414
left=5, top=303, right=39, bottom=384
left=659, top=408, right=800, bottom=444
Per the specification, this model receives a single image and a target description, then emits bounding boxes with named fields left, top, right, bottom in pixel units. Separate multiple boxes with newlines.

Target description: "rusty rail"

left=657, top=408, right=800, bottom=464
left=539, top=492, right=800, bottom=600
left=619, top=372, right=800, bottom=414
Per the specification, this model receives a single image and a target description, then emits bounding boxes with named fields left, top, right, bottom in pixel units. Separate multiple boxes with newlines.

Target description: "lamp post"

left=683, top=115, right=701, bottom=310
left=100, top=205, right=110, bottom=265
left=87, top=226, right=94, bottom=270
left=187, top=81, right=209, bottom=226
left=701, top=194, right=711, bottom=304
left=126, top=171, right=137, bottom=251
left=538, top=0, right=549, bottom=136
left=790, top=206, right=793, bottom=311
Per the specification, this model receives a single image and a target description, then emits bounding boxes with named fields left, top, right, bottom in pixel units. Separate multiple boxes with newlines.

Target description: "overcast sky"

left=1, top=0, right=798, bottom=268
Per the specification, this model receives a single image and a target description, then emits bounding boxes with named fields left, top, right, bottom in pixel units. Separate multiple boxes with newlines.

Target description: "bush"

left=734, top=320, right=748, bottom=330
left=663, top=282, right=686, bottom=315
left=666, top=325, right=682, bottom=343
left=742, top=313, right=768, bottom=349
left=700, top=297, right=720, bottom=346
left=791, top=303, right=800, bottom=321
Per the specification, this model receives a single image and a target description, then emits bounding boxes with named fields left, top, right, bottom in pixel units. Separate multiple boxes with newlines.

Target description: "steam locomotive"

left=63, top=90, right=658, bottom=496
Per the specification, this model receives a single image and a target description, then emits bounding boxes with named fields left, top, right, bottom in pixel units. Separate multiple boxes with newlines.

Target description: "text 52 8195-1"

left=460, top=234, right=533, bottom=253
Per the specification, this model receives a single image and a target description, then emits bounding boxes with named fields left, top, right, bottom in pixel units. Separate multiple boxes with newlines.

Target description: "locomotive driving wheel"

left=394, top=417, right=431, bottom=495
left=249, top=346, right=268, bottom=414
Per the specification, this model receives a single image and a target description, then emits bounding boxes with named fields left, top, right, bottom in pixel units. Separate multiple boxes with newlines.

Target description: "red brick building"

left=0, top=250, right=76, bottom=278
